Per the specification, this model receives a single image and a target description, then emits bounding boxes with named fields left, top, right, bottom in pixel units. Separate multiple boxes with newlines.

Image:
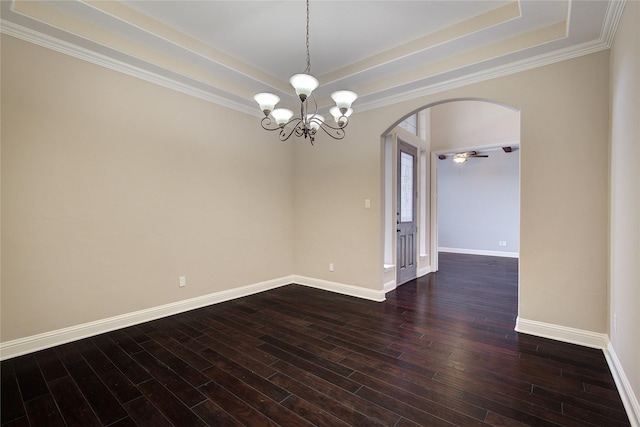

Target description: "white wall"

left=437, top=148, right=519, bottom=256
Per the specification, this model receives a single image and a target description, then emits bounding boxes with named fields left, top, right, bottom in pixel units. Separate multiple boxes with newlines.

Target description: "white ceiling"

left=1, top=0, right=625, bottom=115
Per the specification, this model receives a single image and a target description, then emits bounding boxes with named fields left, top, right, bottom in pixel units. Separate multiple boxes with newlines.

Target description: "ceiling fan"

left=439, top=151, right=489, bottom=164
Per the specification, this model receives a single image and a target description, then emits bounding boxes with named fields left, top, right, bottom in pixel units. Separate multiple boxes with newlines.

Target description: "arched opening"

left=382, top=98, right=521, bottom=294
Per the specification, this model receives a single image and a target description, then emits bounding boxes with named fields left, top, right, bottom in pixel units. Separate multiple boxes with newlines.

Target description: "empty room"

left=2, top=0, right=638, bottom=425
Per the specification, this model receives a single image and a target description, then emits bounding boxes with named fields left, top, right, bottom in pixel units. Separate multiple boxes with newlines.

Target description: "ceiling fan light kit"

left=253, top=0, right=357, bottom=145
left=441, top=150, right=493, bottom=164
left=453, top=153, right=469, bottom=164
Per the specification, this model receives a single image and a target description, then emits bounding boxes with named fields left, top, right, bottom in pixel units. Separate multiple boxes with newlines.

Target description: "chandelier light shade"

left=254, top=0, right=357, bottom=145
left=271, top=108, right=294, bottom=125
left=306, top=114, right=324, bottom=131
left=330, top=106, right=352, bottom=126
left=331, top=90, right=358, bottom=112
left=290, top=74, right=319, bottom=100
left=254, top=93, right=280, bottom=115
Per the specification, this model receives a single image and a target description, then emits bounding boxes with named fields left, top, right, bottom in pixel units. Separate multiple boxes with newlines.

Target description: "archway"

left=382, top=98, right=521, bottom=293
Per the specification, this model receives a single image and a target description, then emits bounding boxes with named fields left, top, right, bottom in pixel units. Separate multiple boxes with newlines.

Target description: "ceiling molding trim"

left=356, top=38, right=611, bottom=113
left=353, top=20, right=568, bottom=103
left=2, top=0, right=626, bottom=119
left=600, top=0, right=627, bottom=47
left=1, top=20, right=257, bottom=117
left=56, top=0, right=289, bottom=94
left=320, top=1, right=522, bottom=86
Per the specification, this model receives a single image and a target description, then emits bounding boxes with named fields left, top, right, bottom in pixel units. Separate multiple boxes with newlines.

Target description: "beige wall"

left=609, top=0, right=640, bottom=413
left=430, top=100, right=520, bottom=152
left=1, top=35, right=295, bottom=341
left=295, top=50, right=610, bottom=334
left=293, top=132, right=381, bottom=287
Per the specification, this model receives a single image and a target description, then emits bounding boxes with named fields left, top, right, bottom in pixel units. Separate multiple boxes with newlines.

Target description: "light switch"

left=364, top=199, right=371, bottom=209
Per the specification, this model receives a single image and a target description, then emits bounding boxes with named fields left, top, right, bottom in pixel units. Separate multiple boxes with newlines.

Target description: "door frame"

left=383, top=127, right=429, bottom=293
left=396, top=138, right=418, bottom=286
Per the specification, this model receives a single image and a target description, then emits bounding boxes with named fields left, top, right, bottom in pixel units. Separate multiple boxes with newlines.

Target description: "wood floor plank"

left=268, top=370, right=392, bottom=427
left=191, top=399, right=244, bottom=427
left=90, top=335, right=152, bottom=386
left=73, top=338, right=142, bottom=404
left=24, top=394, right=65, bottom=427
left=140, top=340, right=209, bottom=387
left=258, top=334, right=355, bottom=377
left=130, top=350, right=206, bottom=408
left=196, top=332, right=279, bottom=378
left=269, top=359, right=401, bottom=426
left=48, top=376, right=102, bottom=427
left=122, top=396, right=172, bottom=427
left=197, top=380, right=279, bottom=427
left=257, top=342, right=361, bottom=393
left=199, top=348, right=290, bottom=403
left=65, top=359, right=128, bottom=425
left=201, top=365, right=313, bottom=427
left=12, top=355, right=49, bottom=402
left=33, top=348, right=68, bottom=383
left=137, top=379, right=206, bottom=426
left=278, top=394, right=354, bottom=427
left=1, top=361, right=26, bottom=425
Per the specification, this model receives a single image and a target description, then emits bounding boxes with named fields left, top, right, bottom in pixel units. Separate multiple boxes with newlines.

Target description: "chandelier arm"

left=259, top=115, right=280, bottom=131
left=260, top=116, right=303, bottom=143
left=317, top=121, right=346, bottom=140
left=278, top=118, right=303, bottom=141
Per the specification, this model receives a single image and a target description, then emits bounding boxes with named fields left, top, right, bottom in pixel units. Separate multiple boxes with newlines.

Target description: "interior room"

left=2, top=0, right=638, bottom=425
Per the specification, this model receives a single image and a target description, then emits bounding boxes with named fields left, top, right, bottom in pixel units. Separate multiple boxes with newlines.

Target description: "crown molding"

left=0, top=19, right=258, bottom=117
left=356, top=36, right=611, bottom=113
left=1, top=0, right=626, bottom=118
left=600, top=0, right=627, bottom=47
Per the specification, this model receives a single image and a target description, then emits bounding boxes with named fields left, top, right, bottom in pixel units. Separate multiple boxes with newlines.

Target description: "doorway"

left=383, top=99, right=520, bottom=293
left=397, top=139, right=418, bottom=285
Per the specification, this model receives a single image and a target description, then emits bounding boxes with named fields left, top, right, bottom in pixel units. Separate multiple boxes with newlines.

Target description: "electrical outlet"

left=179, top=276, right=186, bottom=287
left=613, top=314, right=617, bottom=334
left=329, top=263, right=334, bottom=272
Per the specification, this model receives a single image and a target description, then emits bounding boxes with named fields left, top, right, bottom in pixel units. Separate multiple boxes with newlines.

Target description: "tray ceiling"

left=1, top=0, right=625, bottom=115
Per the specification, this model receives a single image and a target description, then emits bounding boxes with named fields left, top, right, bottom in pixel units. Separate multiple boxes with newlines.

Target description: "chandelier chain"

left=305, top=0, right=311, bottom=74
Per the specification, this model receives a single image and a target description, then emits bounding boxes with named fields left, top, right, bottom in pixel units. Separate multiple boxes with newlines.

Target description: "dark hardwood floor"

left=1, top=253, right=629, bottom=426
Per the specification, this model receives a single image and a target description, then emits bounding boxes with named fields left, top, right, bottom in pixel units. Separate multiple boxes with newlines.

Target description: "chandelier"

left=253, top=0, right=357, bottom=145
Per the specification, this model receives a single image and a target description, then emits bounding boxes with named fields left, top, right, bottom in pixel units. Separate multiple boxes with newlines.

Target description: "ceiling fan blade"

left=469, top=154, right=489, bottom=158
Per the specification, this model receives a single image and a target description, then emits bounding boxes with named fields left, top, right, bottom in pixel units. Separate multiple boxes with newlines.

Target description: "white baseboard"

left=515, top=317, right=609, bottom=349
left=605, top=342, right=640, bottom=427
left=0, top=275, right=386, bottom=360
left=0, top=276, right=294, bottom=361
left=383, top=280, right=397, bottom=293
left=293, top=275, right=386, bottom=302
left=439, top=247, right=519, bottom=258
left=417, top=265, right=432, bottom=277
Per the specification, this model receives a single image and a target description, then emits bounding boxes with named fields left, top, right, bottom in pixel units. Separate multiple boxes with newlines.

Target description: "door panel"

left=397, top=140, right=417, bottom=285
